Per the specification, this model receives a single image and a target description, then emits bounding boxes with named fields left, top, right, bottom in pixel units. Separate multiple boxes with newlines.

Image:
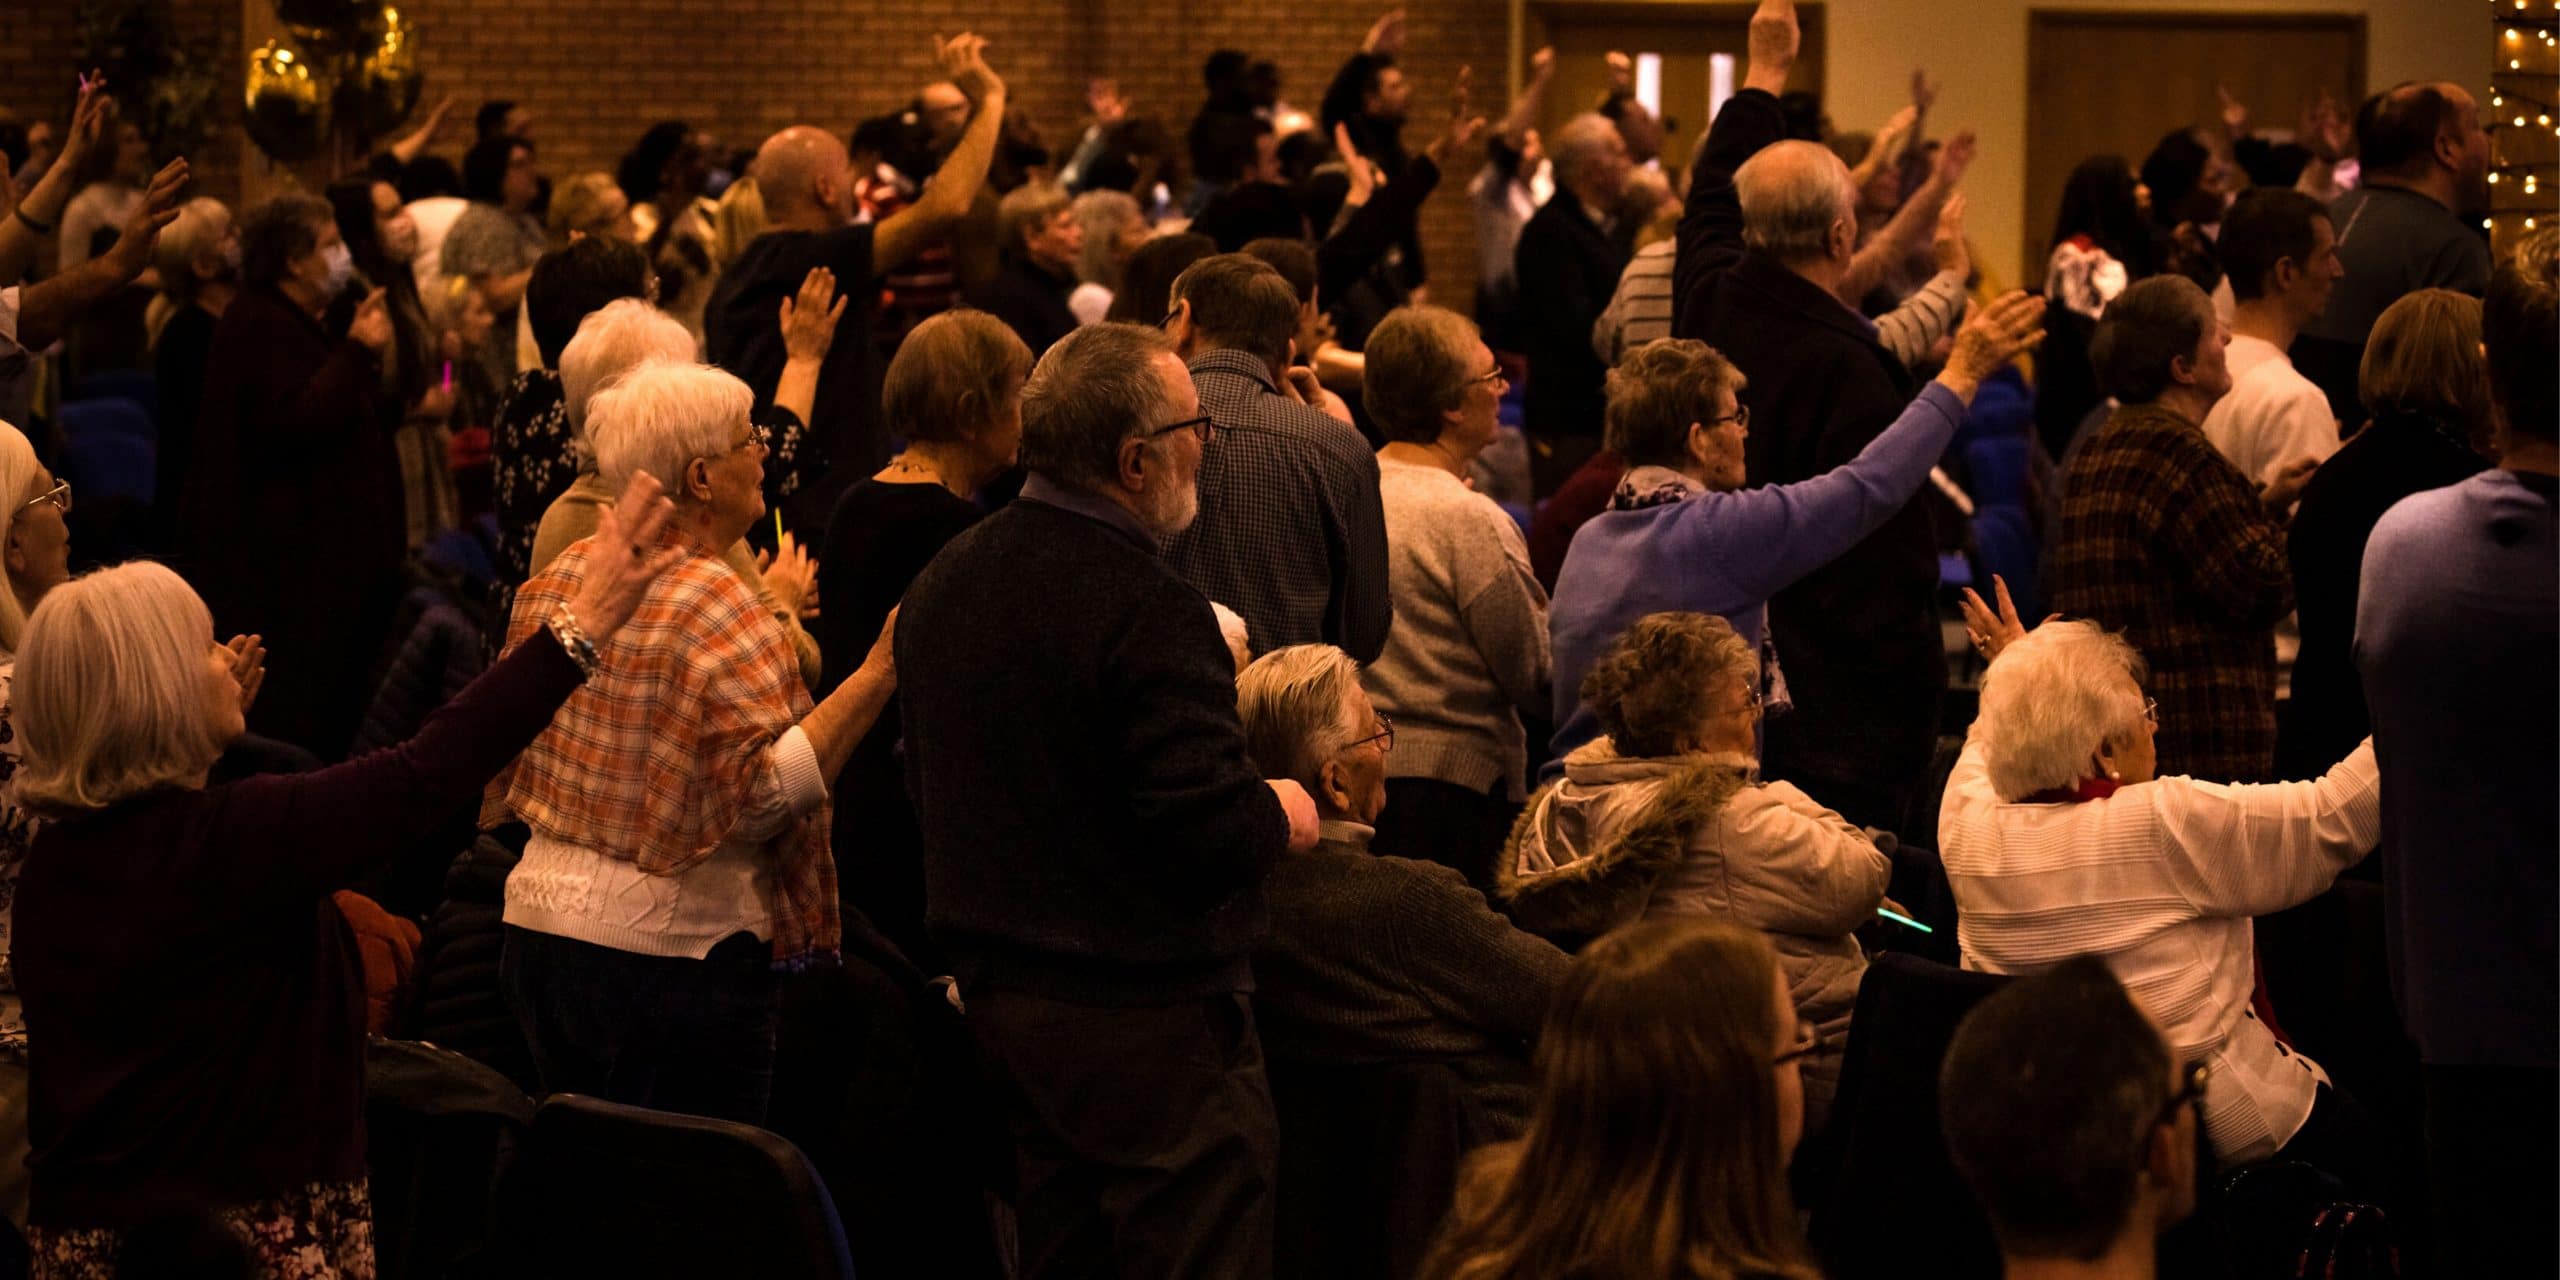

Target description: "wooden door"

left=1525, top=2, right=1829, bottom=185
left=2025, top=10, right=2366, bottom=286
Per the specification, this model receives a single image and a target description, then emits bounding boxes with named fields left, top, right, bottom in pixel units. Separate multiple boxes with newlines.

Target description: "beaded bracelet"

left=548, top=604, right=601, bottom=677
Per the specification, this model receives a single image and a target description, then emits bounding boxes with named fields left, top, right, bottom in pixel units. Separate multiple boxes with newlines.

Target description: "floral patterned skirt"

left=28, top=1177, right=375, bottom=1280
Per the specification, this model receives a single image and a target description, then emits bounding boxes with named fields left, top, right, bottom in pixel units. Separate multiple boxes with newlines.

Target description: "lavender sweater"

left=1547, top=381, right=1966, bottom=771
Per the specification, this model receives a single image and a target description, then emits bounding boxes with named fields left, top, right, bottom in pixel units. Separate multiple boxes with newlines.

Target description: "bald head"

left=754, top=125, right=855, bottom=227
left=1736, top=140, right=1857, bottom=268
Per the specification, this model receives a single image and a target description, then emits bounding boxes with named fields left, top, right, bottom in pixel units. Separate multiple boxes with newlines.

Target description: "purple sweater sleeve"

left=206, top=627, right=586, bottom=905
left=1673, top=381, right=1966, bottom=603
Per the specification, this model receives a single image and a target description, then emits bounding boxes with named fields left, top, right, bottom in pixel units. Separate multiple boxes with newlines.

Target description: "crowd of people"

left=0, top=1, right=2545, bottom=1276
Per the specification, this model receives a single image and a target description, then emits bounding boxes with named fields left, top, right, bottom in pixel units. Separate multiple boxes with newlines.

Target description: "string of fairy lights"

left=2490, top=0, right=2560, bottom=236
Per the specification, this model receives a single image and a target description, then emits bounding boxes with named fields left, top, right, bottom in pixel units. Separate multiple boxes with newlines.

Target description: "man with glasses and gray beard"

left=898, top=321, right=1319, bottom=1278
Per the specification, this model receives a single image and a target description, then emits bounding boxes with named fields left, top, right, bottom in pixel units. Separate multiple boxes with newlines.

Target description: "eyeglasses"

left=1467, top=365, right=1509, bottom=394
left=1773, top=1019, right=1819, bottom=1067
left=2143, top=696, right=2159, bottom=729
left=1343, top=713, right=1395, bottom=755
left=1146, top=414, right=1216, bottom=445
left=2149, top=1059, right=2210, bottom=1140
left=15, top=479, right=69, bottom=517
left=724, top=422, right=771, bottom=456
left=1702, top=403, right=1752, bottom=431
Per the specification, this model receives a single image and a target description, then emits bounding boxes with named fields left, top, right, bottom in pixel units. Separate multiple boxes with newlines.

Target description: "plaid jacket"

left=482, top=534, right=838, bottom=967
left=2052, top=402, right=2293, bottom=783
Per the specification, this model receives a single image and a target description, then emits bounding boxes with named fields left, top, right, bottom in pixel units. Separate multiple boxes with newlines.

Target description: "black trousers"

left=1370, top=777, right=1521, bottom=894
left=965, top=988, right=1279, bottom=1280
left=2423, top=1063, right=2557, bottom=1277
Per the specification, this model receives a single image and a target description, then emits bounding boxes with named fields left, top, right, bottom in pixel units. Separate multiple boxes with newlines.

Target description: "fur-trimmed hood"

left=1496, top=741, right=1757, bottom=937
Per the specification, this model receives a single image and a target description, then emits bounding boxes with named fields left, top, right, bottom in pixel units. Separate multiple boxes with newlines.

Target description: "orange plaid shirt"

left=483, top=533, right=839, bottom=967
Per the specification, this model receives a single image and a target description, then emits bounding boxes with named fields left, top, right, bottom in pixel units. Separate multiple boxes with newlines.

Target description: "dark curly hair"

left=1581, top=612, right=1756, bottom=758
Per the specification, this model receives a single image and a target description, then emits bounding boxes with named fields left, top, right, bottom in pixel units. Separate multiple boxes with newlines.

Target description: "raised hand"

left=1362, top=8, right=1408, bottom=57
left=1938, top=290, right=2045, bottom=398
left=1530, top=46, right=1556, bottom=81
left=1745, top=0, right=1799, bottom=95
left=758, top=530, right=820, bottom=619
left=105, top=156, right=188, bottom=276
left=1932, top=192, right=1971, bottom=278
left=779, top=265, right=847, bottom=362
left=567, top=472, right=684, bottom=643
left=57, top=74, right=110, bottom=179
left=225, top=634, right=267, bottom=712
left=1959, top=575, right=2049, bottom=662
left=1910, top=68, right=1941, bottom=114
left=348, top=288, right=394, bottom=354
left=1933, top=129, right=1978, bottom=188
left=935, top=32, right=1004, bottom=106
left=2216, top=82, right=2249, bottom=139
left=1606, top=51, right=1634, bottom=92
left=1425, top=66, right=1486, bottom=167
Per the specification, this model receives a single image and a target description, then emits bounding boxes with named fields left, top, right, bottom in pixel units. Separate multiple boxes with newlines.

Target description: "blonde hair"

left=560, top=298, right=699, bottom=440
left=0, top=420, right=39, bottom=653
left=1236, top=643, right=1362, bottom=786
left=548, top=171, right=631, bottom=246
left=709, top=178, right=768, bottom=270
left=2359, top=289, right=2490, bottom=446
left=14, top=562, right=233, bottom=815
left=1976, top=621, right=2152, bottom=802
left=588, top=359, right=756, bottom=497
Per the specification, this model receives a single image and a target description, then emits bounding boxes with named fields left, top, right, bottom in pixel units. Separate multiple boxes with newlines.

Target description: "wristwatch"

left=548, top=604, right=601, bottom=677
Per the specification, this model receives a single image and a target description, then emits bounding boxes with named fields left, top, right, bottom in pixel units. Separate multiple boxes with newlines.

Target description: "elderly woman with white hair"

left=488, top=359, right=900, bottom=1126
left=8, top=474, right=676, bottom=1276
left=530, top=295, right=824, bottom=684
left=1939, top=588, right=2383, bottom=1184
left=1360, top=305, right=1551, bottom=888
left=1238, top=643, right=1567, bottom=1126
left=1502, top=611, right=1890, bottom=1134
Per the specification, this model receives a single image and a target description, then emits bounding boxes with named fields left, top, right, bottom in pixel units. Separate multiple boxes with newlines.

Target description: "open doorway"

left=1522, top=2, right=1831, bottom=177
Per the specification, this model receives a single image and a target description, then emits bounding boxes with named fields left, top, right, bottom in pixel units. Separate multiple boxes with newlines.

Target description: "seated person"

left=1420, top=918, right=1820, bottom=1280
left=1237, top=644, right=1568, bottom=1127
left=1941, top=956, right=2201, bottom=1280
left=1940, top=597, right=2381, bottom=1183
left=1500, top=611, right=1887, bottom=1134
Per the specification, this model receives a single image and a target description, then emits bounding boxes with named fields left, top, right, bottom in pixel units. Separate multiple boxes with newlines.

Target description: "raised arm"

left=1686, top=291, right=2043, bottom=603
left=2156, top=739, right=2379, bottom=918
left=243, top=475, right=683, bottom=902
left=1871, top=194, right=1971, bottom=368
left=1497, top=47, right=1556, bottom=149
left=875, top=33, right=1008, bottom=272
left=14, top=156, right=185, bottom=349
left=1842, top=129, right=1972, bottom=304
left=0, top=80, right=108, bottom=283
left=1674, top=0, right=1795, bottom=333
left=771, top=265, right=844, bottom=428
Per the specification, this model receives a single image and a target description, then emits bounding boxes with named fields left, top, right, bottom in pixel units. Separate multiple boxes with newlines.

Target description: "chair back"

left=1269, top=1055, right=1520, bottom=1280
left=1805, top=951, right=2011, bottom=1280
left=365, top=1038, right=536, bottom=1280
left=66, top=370, right=159, bottom=424
left=496, top=1093, right=856, bottom=1280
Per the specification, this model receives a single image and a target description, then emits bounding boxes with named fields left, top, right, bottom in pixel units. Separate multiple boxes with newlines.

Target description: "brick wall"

left=6, top=0, right=1498, bottom=310
left=0, top=0, right=245, bottom=210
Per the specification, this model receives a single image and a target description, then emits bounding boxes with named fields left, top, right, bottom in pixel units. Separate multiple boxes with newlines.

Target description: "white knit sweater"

left=1363, top=456, right=1550, bottom=799
left=1939, top=727, right=2381, bottom=1163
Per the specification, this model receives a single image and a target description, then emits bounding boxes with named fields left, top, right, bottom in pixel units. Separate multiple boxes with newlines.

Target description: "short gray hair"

left=1019, top=322, right=1180, bottom=493
left=587, top=359, right=756, bottom=496
left=1550, top=113, right=1625, bottom=189
left=1735, top=140, right=1854, bottom=263
left=1976, top=621, right=2153, bottom=802
left=1361, top=305, right=1480, bottom=444
left=1074, top=189, right=1146, bottom=290
left=560, top=299, right=698, bottom=441
left=1236, top=644, right=1364, bottom=788
left=14, top=561, right=232, bottom=814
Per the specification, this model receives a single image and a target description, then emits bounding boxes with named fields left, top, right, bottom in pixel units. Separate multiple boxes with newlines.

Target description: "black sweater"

left=897, top=493, right=1286, bottom=1002
left=14, top=631, right=581, bottom=1228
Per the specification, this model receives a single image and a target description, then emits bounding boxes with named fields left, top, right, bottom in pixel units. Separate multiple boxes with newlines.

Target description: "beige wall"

left=1816, top=0, right=2482, bottom=288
